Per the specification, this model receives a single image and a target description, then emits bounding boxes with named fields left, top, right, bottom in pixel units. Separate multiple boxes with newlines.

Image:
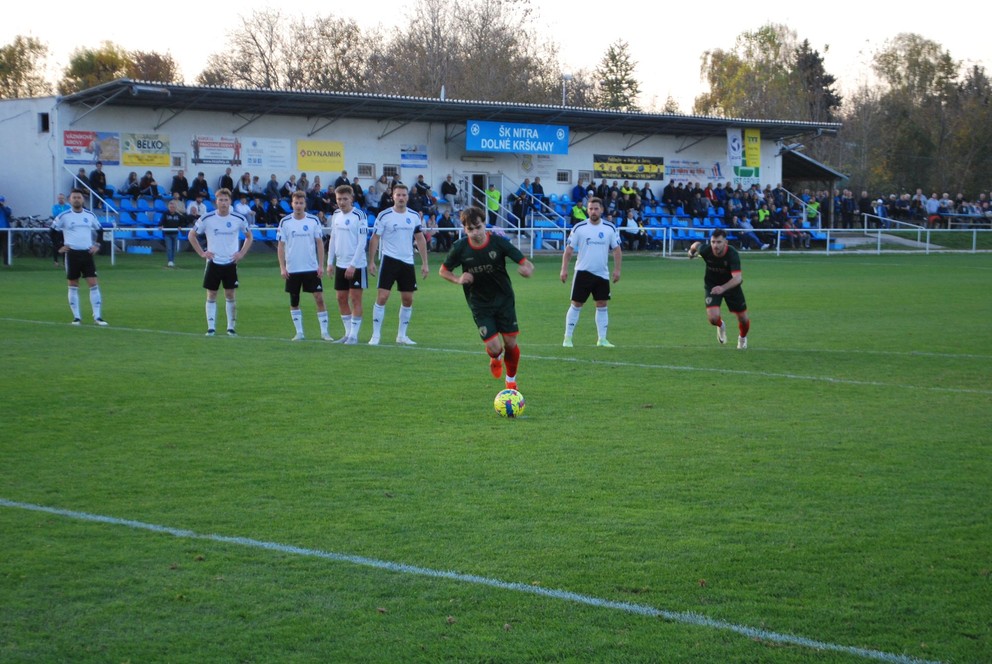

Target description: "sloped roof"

left=59, top=79, right=842, bottom=145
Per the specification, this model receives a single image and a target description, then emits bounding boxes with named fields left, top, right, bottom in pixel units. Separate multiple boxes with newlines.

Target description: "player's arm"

left=611, top=245, right=622, bottom=283
left=414, top=231, right=429, bottom=278
left=234, top=225, right=253, bottom=262
left=188, top=226, right=212, bottom=260
left=367, top=233, right=380, bottom=276
left=326, top=230, right=336, bottom=269
left=560, top=245, right=574, bottom=283
left=277, top=240, right=288, bottom=279
left=439, top=264, right=471, bottom=285
left=687, top=241, right=702, bottom=258
left=315, top=237, right=325, bottom=278
left=711, top=271, right=742, bottom=295
left=517, top=258, right=534, bottom=278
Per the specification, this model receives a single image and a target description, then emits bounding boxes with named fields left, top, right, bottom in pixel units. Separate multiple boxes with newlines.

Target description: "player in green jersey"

left=688, top=228, right=751, bottom=349
left=440, top=206, right=534, bottom=389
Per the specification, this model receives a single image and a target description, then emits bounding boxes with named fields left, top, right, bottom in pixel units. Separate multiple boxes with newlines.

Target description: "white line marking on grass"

left=2, top=317, right=989, bottom=394
left=0, top=498, right=941, bottom=664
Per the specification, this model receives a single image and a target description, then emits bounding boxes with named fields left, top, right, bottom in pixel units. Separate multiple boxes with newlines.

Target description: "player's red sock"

left=711, top=317, right=723, bottom=327
left=738, top=319, right=750, bottom=338
left=504, top=344, right=520, bottom=377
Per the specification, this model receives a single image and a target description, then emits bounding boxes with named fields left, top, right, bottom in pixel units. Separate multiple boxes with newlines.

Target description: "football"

left=494, top=389, right=526, bottom=418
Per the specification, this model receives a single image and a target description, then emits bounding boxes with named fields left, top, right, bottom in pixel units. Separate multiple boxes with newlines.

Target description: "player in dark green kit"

left=688, top=228, right=751, bottom=349
left=440, top=206, right=535, bottom=389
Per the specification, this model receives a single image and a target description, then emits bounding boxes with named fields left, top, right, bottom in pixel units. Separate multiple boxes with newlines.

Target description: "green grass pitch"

left=1, top=249, right=989, bottom=663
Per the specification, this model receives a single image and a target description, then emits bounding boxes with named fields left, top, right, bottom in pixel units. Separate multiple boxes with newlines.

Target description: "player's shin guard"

left=225, top=298, right=236, bottom=331
left=504, top=344, right=520, bottom=378
left=68, top=286, right=81, bottom=319
left=89, top=285, right=102, bottom=320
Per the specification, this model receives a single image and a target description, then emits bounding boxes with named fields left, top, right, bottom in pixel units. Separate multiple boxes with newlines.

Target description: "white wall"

left=0, top=96, right=784, bottom=218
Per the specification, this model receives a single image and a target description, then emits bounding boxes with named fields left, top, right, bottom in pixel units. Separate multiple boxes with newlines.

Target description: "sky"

left=10, top=0, right=990, bottom=113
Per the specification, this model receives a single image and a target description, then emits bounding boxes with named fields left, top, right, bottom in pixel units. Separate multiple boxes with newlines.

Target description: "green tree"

left=694, top=24, right=840, bottom=123
left=0, top=35, right=51, bottom=99
left=594, top=40, right=640, bottom=111
left=59, top=42, right=130, bottom=94
left=126, top=51, right=181, bottom=84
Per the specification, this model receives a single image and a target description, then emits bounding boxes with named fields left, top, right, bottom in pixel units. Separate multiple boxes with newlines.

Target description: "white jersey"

left=566, top=219, right=620, bottom=280
left=52, top=208, right=102, bottom=250
left=328, top=207, right=368, bottom=269
left=277, top=213, right=323, bottom=273
left=193, top=210, right=250, bottom=265
left=373, top=207, right=421, bottom=264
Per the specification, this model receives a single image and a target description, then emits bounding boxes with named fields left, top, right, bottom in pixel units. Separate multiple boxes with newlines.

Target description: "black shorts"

left=334, top=265, right=367, bottom=291
left=203, top=261, right=239, bottom=291
left=570, top=270, right=611, bottom=303
left=377, top=255, right=417, bottom=293
left=705, top=284, right=747, bottom=314
left=285, top=271, right=323, bottom=295
left=65, top=249, right=97, bottom=280
left=471, top=300, right=520, bottom=341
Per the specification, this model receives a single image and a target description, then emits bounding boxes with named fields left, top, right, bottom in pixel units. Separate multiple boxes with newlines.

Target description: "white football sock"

left=291, top=308, right=303, bottom=335
left=206, top=300, right=217, bottom=330
left=89, top=285, right=102, bottom=320
left=564, top=304, right=581, bottom=337
left=225, top=298, right=236, bottom=330
left=595, top=306, right=609, bottom=340
left=68, top=286, right=81, bottom=319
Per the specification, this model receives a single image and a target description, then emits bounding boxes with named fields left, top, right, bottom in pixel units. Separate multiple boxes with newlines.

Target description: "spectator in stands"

left=121, top=171, right=140, bottom=200
left=263, top=197, right=284, bottom=226
left=571, top=179, right=586, bottom=205
left=233, top=172, right=252, bottom=198
left=297, top=172, right=309, bottom=193
left=486, top=183, right=501, bottom=225
left=857, top=191, right=873, bottom=227
left=234, top=194, right=255, bottom=225
left=373, top=174, right=390, bottom=202
left=639, top=182, right=656, bottom=207
left=570, top=198, right=588, bottom=226
left=531, top=177, right=545, bottom=207
left=874, top=199, right=891, bottom=229
left=139, top=171, right=159, bottom=199
left=620, top=180, right=637, bottom=203
left=218, top=167, right=234, bottom=192
left=352, top=178, right=366, bottom=209
left=251, top=196, right=267, bottom=225
left=50, top=192, right=70, bottom=266
left=171, top=170, right=190, bottom=200
left=189, top=172, right=210, bottom=200
left=434, top=210, right=456, bottom=252
left=73, top=168, right=91, bottom=194
left=514, top=178, right=533, bottom=220
left=264, top=174, right=280, bottom=201
left=924, top=193, right=942, bottom=228
left=441, top=175, right=458, bottom=205
left=621, top=207, right=647, bottom=251
left=732, top=215, right=769, bottom=250
left=88, top=161, right=108, bottom=205
left=334, top=170, right=351, bottom=189
left=280, top=174, right=297, bottom=198
left=250, top=175, right=264, bottom=196
left=306, top=176, right=323, bottom=213
left=595, top=178, right=610, bottom=201
left=186, top=192, right=207, bottom=218
left=160, top=198, right=190, bottom=268
left=661, top=180, right=676, bottom=212
left=840, top=189, right=856, bottom=229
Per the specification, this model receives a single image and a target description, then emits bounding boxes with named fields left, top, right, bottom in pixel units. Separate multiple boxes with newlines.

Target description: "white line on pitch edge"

left=0, top=498, right=942, bottom=664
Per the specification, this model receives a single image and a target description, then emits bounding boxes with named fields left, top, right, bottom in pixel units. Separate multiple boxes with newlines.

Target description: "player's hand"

left=89, top=244, right=99, bottom=254
left=368, top=263, right=377, bottom=277
left=317, top=266, right=324, bottom=278
left=518, top=262, right=534, bottom=278
left=280, top=268, right=289, bottom=280
left=711, top=285, right=723, bottom=295
left=344, top=266, right=355, bottom=279
left=205, top=251, right=216, bottom=261
left=421, top=264, right=429, bottom=279
left=560, top=269, right=568, bottom=283
left=612, top=270, right=621, bottom=283
left=459, top=272, right=474, bottom=285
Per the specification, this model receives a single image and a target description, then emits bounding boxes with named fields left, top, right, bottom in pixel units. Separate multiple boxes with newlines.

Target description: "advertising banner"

left=401, top=144, right=429, bottom=169
left=191, top=135, right=242, bottom=166
left=296, top=140, right=345, bottom=172
left=592, top=154, right=664, bottom=180
left=122, top=133, right=171, bottom=167
left=63, top=131, right=120, bottom=165
left=242, top=137, right=292, bottom=171
left=727, top=128, right=761, bottom=188
left=466, top=120, right=569, bottom=155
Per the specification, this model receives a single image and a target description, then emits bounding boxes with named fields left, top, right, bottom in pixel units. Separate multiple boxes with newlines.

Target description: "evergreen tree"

left=595, top=40, right=640, bottom=111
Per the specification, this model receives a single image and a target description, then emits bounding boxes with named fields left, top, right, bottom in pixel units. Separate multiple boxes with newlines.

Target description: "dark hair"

left=459, top=206, right=486, bottom=227
left=587, top=196, right=603, bottom=207
left=710, top=228, right=727, bottom=239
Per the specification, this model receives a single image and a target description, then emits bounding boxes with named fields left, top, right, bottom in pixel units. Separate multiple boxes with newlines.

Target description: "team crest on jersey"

left=489, top=250, right=497, bottom=259
left=598, top=231, right=604, bottom=238
left=303, top=224, right=309, bottom=231
left=478, top=325, right=488, bottom=337
left=705, top=296, right=713, bottom=305
left=226, top=221, right=232, bottom=228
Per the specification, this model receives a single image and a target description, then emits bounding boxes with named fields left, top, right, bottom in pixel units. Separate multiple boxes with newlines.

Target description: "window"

left=556, top=169, right=571, bottom=184
left=578, top=170, right=593, bottom=184
left=358, top=163, right=375, bottom=178
left=382, top=164, right=400, bottom=180
left=38, top=113, right=50, bottom=133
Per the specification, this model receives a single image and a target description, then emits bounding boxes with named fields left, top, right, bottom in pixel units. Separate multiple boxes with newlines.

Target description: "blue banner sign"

left=466, top=120, right=569, bottom=155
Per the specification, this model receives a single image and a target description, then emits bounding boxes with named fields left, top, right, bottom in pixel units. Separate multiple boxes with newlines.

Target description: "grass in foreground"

left=0, top=251, right=990, bottom=663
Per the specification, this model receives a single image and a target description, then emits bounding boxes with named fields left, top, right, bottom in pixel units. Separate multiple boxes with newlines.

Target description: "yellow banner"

left=297, top=140, right=344, bottom=172
left=744, top=129, right=761, bottom=168
left=122, top=133, right=171, bottom=167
